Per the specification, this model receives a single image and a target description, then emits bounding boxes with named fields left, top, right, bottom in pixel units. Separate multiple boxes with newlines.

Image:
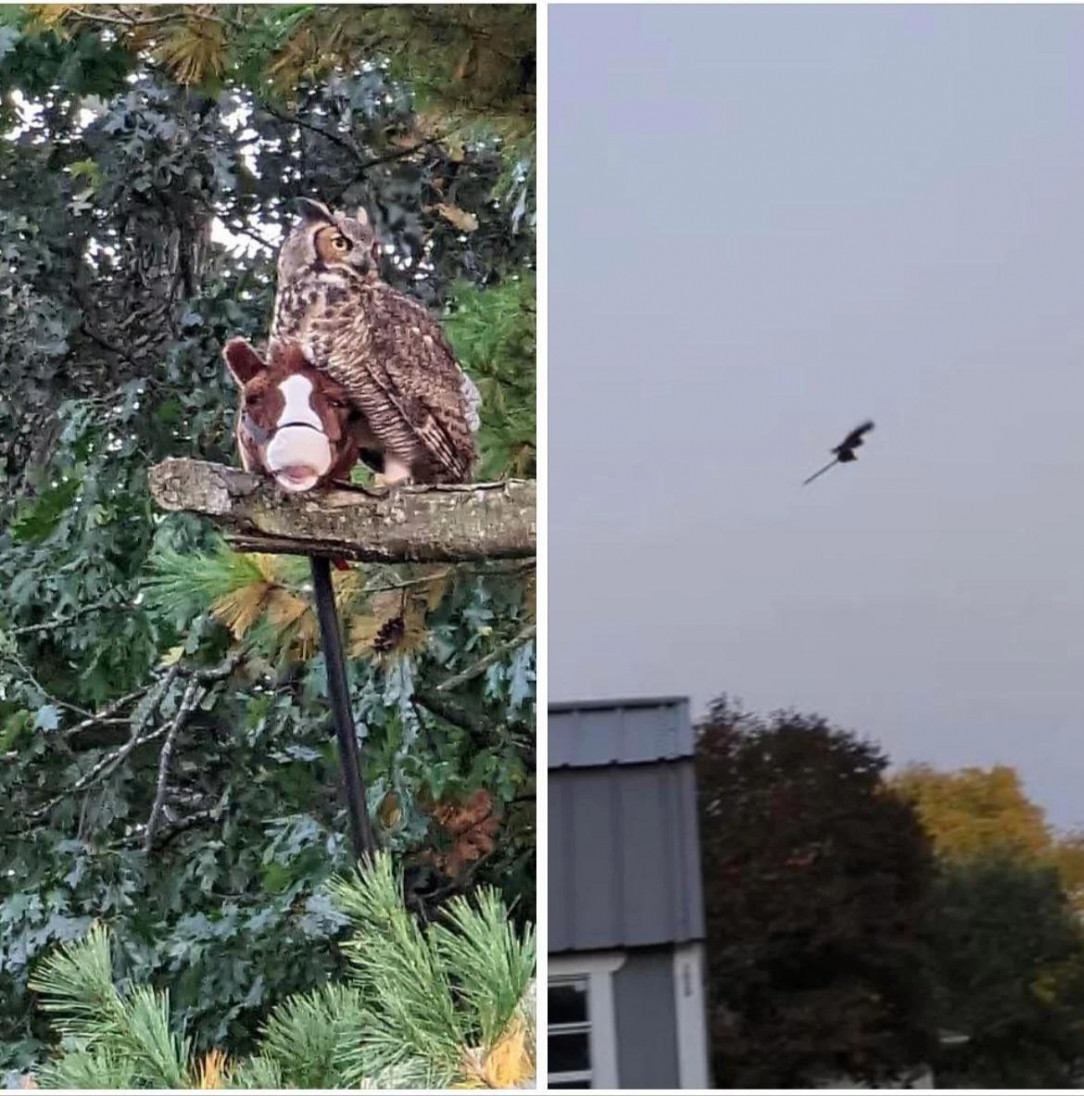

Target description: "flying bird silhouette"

left=803, top=420, right=875, bottom=485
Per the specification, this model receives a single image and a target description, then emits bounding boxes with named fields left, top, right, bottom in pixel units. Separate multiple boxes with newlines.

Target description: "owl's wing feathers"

left=322, top=286, right=476, bottom=482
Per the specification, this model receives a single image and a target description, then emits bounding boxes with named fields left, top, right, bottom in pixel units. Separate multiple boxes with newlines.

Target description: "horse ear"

left=223, top=337, right=265, bottom=386
left=294, top=197, right=333, bottom=224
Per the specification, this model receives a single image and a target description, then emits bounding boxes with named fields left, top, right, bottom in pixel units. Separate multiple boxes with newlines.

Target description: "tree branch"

left=435, top=623, right=536, bottom=693
left=142, top=804, right=223, bottom=852
left=8, top=596, right=123, bottom=637
left=26, top=651, right=247, bottom=826
left=1, top=648, right=95, bottom=720
left=261, top=103, right=363, bottom=160
left=143, top=676, right=203, bottom=852
left=414, top=689, right=493, bottom=743
left=148, top=458, right=535, bottom=564
left=220, top=219, right=277, bottom=252
left=70, top=7, right=189, bottom=29
left=355, top=135, right=446, bottom=172
left=27, top=665, right=181, bottom=823
left=64, top=686, right=150, bottom=739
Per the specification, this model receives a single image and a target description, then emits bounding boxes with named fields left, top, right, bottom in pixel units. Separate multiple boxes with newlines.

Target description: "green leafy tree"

left=927, top=856, right=1084, bottom=1088
left=0, top=5, right=534, bottom=1077
left=696, top=697, right=937, bottom=1088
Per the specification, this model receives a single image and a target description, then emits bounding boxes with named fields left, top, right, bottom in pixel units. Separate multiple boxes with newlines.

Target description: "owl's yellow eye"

left=331, top=235, right=351, bottom=251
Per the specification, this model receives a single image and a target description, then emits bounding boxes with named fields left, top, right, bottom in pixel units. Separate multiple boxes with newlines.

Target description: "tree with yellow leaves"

left=893, top=763, right=1084, bottom=911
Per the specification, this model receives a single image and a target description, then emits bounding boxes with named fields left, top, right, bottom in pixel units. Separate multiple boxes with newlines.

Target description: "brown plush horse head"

left=222, top=337, right=376, bottom=493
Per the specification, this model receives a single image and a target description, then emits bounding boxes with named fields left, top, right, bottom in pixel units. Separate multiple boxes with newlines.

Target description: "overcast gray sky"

left=549, top=5, right=1084, bottom=826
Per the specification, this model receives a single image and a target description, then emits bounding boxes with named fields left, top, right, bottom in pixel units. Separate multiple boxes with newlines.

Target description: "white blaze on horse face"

left=277, top=375, right=323, bottom=430
left=264, top=374, right=332, bottom=492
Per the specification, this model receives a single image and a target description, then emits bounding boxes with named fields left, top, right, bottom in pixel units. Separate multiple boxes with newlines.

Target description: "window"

left=548, top=952, right=623, bottom=1087
left=548, top=977, right=592, bottom=1088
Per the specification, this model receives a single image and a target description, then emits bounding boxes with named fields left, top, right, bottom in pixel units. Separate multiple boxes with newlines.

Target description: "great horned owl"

left=271, top=198, right=480, bottom=485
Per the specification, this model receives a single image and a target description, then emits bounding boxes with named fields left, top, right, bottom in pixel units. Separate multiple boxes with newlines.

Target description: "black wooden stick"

left=310, top=555, right=377, bottom=863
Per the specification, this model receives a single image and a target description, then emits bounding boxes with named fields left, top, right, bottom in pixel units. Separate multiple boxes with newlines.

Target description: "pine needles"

left=29, top=924, right=193, bottom=1089
left=445, top=275, right=536, bottom=480
left=238, top=984, right=367, bottom=1089
left=144, top=536, right=265, bottom=627
left=27, top=855, right=536, bottom=1089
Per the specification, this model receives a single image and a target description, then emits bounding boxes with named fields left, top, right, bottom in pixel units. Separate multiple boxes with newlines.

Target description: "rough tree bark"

left=148, top=458, right=535, bottom=563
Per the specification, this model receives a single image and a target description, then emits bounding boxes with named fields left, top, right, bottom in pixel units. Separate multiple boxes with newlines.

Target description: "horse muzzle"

left=264, top=422, right=333, bottom=493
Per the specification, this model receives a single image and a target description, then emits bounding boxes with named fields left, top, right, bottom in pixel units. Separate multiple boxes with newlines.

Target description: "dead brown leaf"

left=377, top=791, right=402, bottom=829
left=431, top=788, right=501, bottom=879
left=435, top=203, right=479, bottom=233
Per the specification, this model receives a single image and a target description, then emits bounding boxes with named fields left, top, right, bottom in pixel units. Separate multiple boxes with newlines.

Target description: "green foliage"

left=0, top=8, right=534, bottom=1078
left=446, top=275, right=536, bottom=479
left=327, top=854, right=534, bottom=1087
left=29, top=924, right=192, bottom=1089
left=429, top=883, right=535, bottom=1048
left=29, top=855, right=535, bottom=1089
left=927, top=857, right=1084, bottom=1088
left=25, top=6, right=535, bottom=134
left=327, top=859, right=465, bottom=1081
left=28, top=924, right=124, bottom=1043
left=696, top=697, right=937, bottom=1088
left=244, top=983, right=367, bottom=1089
left=144, top=537, right=266, bottom=630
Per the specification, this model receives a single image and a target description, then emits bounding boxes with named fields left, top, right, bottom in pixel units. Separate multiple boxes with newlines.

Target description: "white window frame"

left=548, top=951, right=625, bottom=1089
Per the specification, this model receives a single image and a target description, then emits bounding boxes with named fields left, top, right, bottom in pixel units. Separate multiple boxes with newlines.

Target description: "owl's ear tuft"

left=353, top=206, right=370, bottom=226
left=294, top=197, right=333, bottom=224
left=223, top=337, right=265, bottom=386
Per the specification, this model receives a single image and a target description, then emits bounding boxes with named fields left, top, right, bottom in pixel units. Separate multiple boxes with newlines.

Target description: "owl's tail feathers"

left=802, top=458, right=839, bottom=486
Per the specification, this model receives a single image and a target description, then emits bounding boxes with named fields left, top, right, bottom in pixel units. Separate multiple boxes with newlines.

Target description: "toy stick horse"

left=802, top=420, right=876, bottom=486
left=224, top=337, right=379, bottom=572
left=222, top=336, right=379, bottom=493
left=225, top=336, right=377, bottom=860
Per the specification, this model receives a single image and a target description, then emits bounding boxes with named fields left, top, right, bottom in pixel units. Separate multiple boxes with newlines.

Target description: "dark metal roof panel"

left=549, top=696, right=693, bottom=768
left=549, top=759, right=706, bottom=951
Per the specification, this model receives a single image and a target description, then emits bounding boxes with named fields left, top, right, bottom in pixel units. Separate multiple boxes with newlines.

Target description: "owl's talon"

left=372, top=472, right=414, bottom=489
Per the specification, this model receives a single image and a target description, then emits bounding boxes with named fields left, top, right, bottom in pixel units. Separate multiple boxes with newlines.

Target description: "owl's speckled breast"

left=272, top=268, right=369, bottom=348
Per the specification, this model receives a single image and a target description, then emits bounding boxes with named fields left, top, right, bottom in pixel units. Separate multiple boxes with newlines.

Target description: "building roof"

left=548, top=696, right=706, bottom=951
left=549, top=696, right=693, bottom=768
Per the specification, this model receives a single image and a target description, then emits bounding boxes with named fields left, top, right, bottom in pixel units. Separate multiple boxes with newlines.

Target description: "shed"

left=548, top=697, right=711, bottom=1089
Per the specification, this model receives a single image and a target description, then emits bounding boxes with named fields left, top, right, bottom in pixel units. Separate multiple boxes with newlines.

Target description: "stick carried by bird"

left=803, top=420, right=875, bottom=485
